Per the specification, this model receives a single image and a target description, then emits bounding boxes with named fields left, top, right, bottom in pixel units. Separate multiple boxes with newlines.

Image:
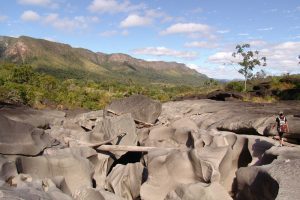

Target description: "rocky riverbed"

left=0, top=95, right=300, bottom=200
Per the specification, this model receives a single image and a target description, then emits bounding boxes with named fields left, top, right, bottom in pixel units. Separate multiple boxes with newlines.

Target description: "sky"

left=0, top=0, right=300, bottom=79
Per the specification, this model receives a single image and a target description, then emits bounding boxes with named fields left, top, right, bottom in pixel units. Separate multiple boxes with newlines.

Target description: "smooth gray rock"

left=159, top=100, right=300, bottom=141
left=106, top=163, right=144, bottom=200
left=16, top=154, right=94, bottom=196
left=0, top=115, right=52, bottom=155
left=236, top=146, right=300, bottom=200
left=0, top=156, right=17, bottom=181
left=165, top=182, right=233, bottom=200
left=107, top=95, right=162, bottom=124
left=0, top=106, right=65, bottom=128
left=0, top=175, right=72, bottom=200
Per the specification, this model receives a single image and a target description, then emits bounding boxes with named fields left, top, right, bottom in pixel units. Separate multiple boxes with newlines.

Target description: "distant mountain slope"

left=0, top=36, right=208, bottom=85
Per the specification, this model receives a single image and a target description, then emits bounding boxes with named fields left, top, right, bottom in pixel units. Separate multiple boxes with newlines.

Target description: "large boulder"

left=165, top=182, right=233, bottom=200
left=235, top=146, right=300, bottom=200
left=0, top=115, right=53, bottom=155
left=107, top=95, right=162, bottom=124
left=16, top=153, right=94, bottom=196
left=80, top=114, right=137, bottom=157
left=0, top=106, right=65, bottom=128
left=140, top=149, right=199, bottom=200
left=0, top=175, right=72, bottom=200
left=105, top=163, right=144, bottom=200
left=0, top=155, right=17, bottom=181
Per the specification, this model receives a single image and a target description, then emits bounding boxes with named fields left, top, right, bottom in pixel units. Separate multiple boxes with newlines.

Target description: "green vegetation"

left=225, top=73, right=300, bottom=102
left=0, top=63, right=219, bottom=110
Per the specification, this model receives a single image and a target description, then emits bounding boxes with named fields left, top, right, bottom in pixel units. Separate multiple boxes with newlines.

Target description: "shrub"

left=225, top=81, right=244, bottom=92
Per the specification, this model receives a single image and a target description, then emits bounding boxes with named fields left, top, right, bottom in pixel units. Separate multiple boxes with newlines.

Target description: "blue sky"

left=0, top=0, right=300, bottom=79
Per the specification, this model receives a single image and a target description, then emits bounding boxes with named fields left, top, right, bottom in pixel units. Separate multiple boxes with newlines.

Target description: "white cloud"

left=0, top=15, right=8, bottom=22
left=120, top=14, right=152, bottom=28
left=208, top=52, right=236, bottom=64
left=217, top=29, right=230, bottom=34
left=44, top=13, right=99, bottom=31
left=133, top=46, right=198, bottom=59
left=257, top=27, right=273, bottom=31
left=88, top=0, right=145, bottom=14
left=160, top=23, right=212, bottom=35
left=21, top=10, right=40, bottom=21
left=204, top=66, right=241, bottom=79
left=248, top=40, right=267, bottom=47
left=145, top=9, right=172, bottom=23
left=208, top=41, right=300, bottom=75
left=184, top=41, right=218, bottom=48
left=160, top=23, right=216, bottom=40
left=186, top=63, right=242, bottom=79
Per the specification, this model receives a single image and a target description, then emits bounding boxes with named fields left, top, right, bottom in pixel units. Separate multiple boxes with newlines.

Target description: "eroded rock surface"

left=1, top=97, right=299, bottom=200
left=0, top=115, right=52, bottom=155
left=107, top=94, right=162, bottom=124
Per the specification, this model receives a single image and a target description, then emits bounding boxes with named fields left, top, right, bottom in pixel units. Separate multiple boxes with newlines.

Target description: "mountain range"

left=0, top=36, right=208, bottom=85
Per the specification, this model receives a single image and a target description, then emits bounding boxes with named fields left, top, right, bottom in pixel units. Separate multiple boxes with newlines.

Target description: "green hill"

left=0, top=36, right=208, bottom=85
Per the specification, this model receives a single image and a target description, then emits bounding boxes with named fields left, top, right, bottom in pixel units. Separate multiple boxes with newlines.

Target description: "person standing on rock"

left=273, top=111, right=289, bottom=146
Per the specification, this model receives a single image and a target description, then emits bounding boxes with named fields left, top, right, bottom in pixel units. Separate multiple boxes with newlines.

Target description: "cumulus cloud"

left=160, top=23, right=216, bottom=40
left=184, top=41, right=218, bottom=48
left=208, top=41, right=300, bottom=75
left=119, top=8, right=172, bottom=28
left=208, top=52, right=236, bottom=64
left=21, top=10, right=40, bottom=21
left=186, top=64, right=242, bottom=79
left=161, top=23, right=212, bottom=35
left=44, top=13, right=99, bottom=30
left=248, top=40, right=267, bottom=47
left=133, top=46, right=198, bottom=59
left=120, top=14, right=152, bottom=28
left=88, top=0, right=145, bottom=14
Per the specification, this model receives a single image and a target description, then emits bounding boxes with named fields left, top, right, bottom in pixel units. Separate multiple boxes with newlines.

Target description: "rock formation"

left=0, top=96, right=299, bottom=199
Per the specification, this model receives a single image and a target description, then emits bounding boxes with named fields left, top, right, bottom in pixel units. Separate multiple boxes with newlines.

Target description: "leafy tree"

left=232, top=44, right=266, bottom=91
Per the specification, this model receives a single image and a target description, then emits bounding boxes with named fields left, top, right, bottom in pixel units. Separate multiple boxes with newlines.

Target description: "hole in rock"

left=81, top=126, right=91, bottom=132
left=92, top=178, right=97, bottom=188
left=238, top=140, right=252, bottom=168
left=235, top=171, right=279, bottom=200
left=217, top=127, right=260, bottom=136
left=186, top=131, right=195, bottom=148
left=107, top=151, right=144, bottom=175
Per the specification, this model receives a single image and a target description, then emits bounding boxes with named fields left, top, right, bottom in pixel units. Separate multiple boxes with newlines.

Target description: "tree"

left=232, top=44, right=266, bottom=91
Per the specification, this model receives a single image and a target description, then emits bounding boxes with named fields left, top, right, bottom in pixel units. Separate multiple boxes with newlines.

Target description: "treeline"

left=224, top=73, right=300, bottom=102
left=0, top=63, right=219, bottom=110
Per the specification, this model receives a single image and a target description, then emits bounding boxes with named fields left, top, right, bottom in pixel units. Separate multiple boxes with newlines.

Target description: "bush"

left=225, top=81, right=244, bottom=92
